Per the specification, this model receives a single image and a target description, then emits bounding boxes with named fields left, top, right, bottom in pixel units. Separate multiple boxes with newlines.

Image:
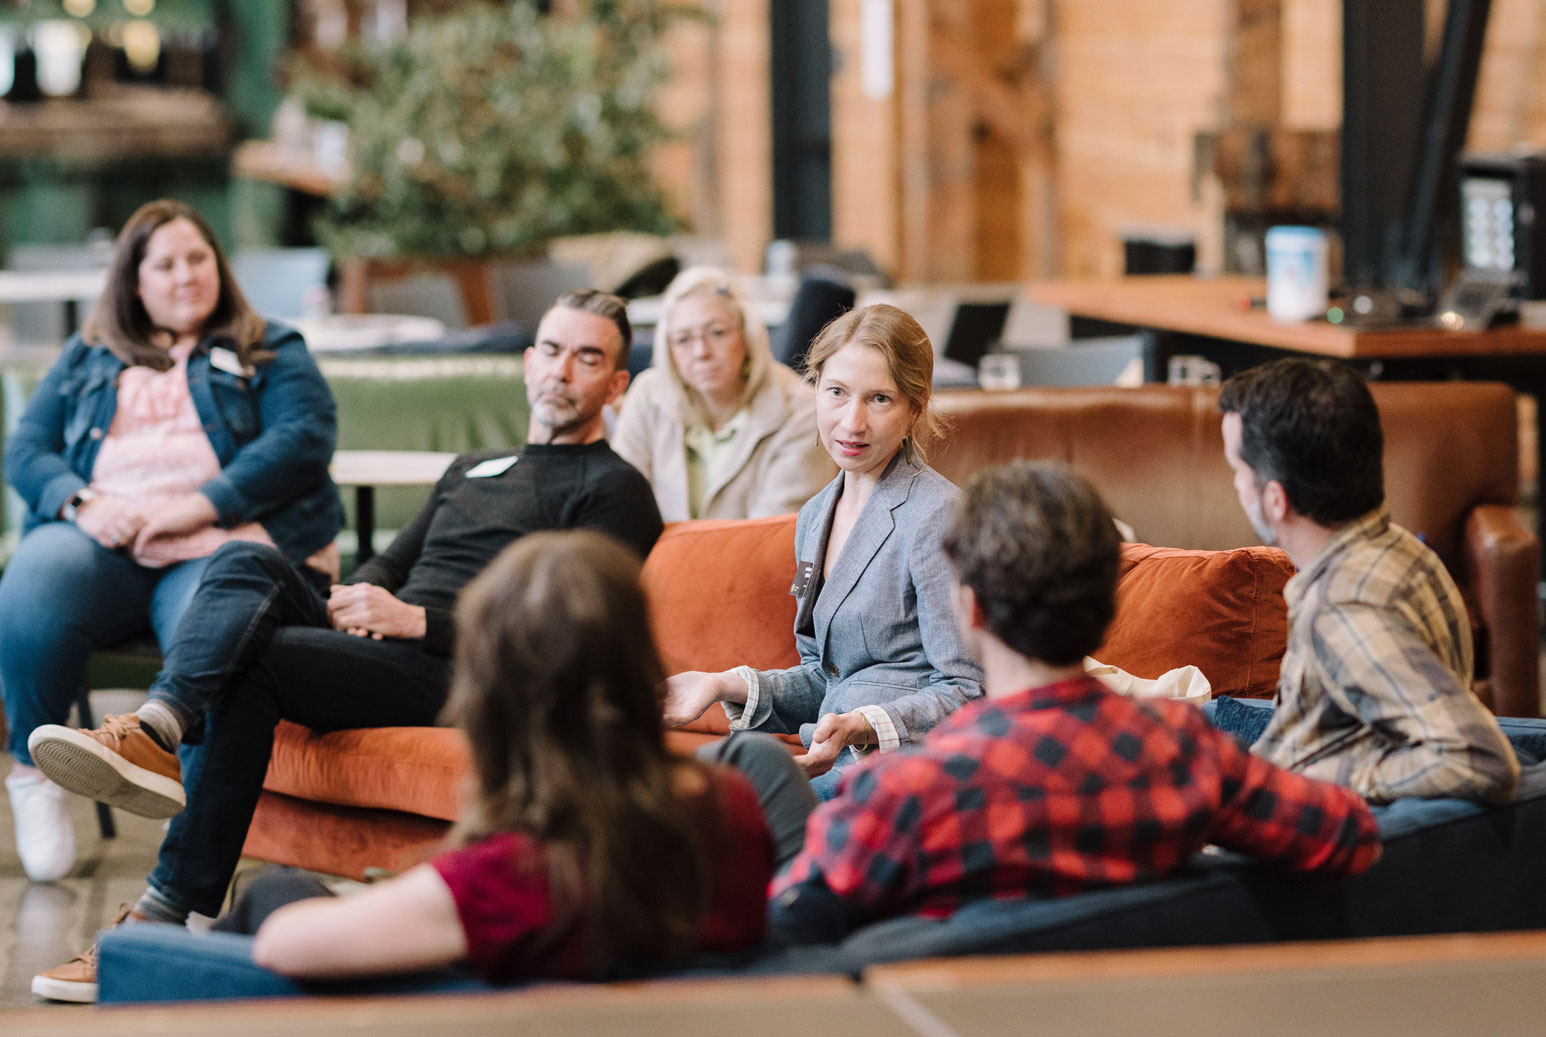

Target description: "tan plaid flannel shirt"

left=1253, top=510, right=1519, bottom=804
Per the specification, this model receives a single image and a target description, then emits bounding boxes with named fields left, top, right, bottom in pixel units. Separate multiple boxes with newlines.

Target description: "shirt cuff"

left=722, top=665, right=760, bottom=731
left=853, top=704, right=900, bottom=753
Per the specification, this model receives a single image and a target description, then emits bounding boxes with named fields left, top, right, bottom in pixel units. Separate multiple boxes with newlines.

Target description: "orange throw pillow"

left=1098, top=544, right=1294, bottom=699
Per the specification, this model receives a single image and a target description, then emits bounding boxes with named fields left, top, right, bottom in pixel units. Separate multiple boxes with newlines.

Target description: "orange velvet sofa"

left=243, top=513, right=1294, bottom=881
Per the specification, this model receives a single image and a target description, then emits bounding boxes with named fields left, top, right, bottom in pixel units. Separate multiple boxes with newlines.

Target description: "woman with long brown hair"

left=240, top=530, right=772, bottom=982
left=0, top=199, right=342, bottom=883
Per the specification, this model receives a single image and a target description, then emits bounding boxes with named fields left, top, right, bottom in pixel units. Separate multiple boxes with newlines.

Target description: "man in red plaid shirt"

left=755, top=461, right=1380, bottom=939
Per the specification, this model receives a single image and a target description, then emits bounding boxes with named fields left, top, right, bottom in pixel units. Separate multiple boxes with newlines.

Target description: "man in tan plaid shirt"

left=1219, top=358, right=1518, bottom=805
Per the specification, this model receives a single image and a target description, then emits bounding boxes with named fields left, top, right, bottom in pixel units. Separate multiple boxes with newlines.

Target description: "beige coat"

left=611, top=364, right=835, bottom=522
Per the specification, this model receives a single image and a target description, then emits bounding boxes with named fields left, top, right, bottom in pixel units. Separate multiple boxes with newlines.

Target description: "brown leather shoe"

left=32, top=904, right=152, bottom=1003
left=27, top=714, right=184, bottom=819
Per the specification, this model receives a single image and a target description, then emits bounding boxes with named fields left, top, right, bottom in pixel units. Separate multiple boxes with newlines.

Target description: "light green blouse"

left=682, top=408, right=751, bottom=518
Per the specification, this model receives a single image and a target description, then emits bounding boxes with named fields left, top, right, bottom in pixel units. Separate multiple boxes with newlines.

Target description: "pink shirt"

left=90, top=344, right=272, bottom=568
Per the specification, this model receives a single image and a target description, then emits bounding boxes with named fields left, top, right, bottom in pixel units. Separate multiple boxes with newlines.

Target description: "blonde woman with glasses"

left=612, top=267, right=833, bottom=520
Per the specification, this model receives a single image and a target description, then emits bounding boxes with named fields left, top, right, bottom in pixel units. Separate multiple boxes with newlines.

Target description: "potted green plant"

left=291, top=0, right=692, bottom=319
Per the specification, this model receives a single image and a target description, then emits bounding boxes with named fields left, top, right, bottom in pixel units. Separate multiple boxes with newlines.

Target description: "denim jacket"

left=4, top=320, right=344, bottom=562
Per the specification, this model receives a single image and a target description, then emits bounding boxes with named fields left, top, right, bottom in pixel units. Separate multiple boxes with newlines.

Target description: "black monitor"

left=1457, top=151, right=1546, bottom=300
left=1340, top=0, right=1493, bottom=319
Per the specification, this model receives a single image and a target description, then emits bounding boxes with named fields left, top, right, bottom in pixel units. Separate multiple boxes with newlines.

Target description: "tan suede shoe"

left=27, top=713, right=184, bottom=819
left=32, top=904, right=154, bottom=1004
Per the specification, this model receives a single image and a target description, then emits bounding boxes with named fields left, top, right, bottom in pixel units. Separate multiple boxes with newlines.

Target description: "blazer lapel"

left=794, top=479, right=839, bottom=636
left=812, top=456, right=918, bottom=652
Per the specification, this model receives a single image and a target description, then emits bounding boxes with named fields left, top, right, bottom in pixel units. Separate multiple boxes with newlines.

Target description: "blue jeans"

left=0, top=522, right=211, bottom=765
left=142, top=541, right=450, bottom=918
left=809, top=763, right=849, bottom=803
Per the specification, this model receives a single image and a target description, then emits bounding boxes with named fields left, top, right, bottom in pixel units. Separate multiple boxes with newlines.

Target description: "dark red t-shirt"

left=431, top=766, right=772, bottom=982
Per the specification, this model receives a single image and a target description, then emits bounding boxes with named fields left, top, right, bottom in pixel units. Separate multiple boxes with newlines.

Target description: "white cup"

left=977, top=353, right=1021, bottom=391
left=1264, top=226, right=1329, bottom=322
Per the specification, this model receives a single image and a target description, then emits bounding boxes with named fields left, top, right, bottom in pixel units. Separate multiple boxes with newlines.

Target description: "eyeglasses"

left=670, top=323, right=737, bottom=350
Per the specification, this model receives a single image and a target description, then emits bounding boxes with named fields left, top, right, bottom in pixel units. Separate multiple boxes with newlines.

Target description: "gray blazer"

left=740, top=454, right=984, bottom=748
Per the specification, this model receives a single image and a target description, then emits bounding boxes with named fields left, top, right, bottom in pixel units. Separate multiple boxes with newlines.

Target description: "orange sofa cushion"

left=264, top=723, right=470, bottom=822
left=642, top=515, right=802, bottom=739
left=1099, top=543, right=1294, bottom=698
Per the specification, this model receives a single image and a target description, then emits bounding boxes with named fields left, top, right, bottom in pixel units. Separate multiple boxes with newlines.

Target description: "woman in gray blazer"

left=664, top=304, right=984, bottom=798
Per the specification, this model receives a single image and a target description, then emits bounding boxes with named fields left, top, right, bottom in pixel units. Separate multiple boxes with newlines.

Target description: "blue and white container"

left=1264, top=226, right=1329, bottom=321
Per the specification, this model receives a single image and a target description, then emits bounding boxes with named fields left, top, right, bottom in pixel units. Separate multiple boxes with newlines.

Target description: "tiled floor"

left=0, top=769, right=168, bottom=1010
left=0, top=690, right=223, bottom=1011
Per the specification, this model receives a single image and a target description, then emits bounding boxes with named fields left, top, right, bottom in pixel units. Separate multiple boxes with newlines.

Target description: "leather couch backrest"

left=930, top=382, right=1519, bottom=571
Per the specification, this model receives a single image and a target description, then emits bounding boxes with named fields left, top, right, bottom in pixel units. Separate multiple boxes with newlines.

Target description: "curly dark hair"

left=942, top=461, right=1120, bottom=665
left=1217, top=358, right=1383, bottom=526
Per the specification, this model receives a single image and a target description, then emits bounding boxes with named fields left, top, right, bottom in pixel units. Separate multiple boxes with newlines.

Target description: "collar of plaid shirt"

left=1282, top=508, right=1390, bottom=609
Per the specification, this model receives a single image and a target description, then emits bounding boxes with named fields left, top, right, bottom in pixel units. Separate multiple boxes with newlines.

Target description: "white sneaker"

left=6, top=771, right=76, bottom=882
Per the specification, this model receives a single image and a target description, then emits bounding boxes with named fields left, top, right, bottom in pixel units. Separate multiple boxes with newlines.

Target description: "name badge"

left=789, top=560, right=815, bottom=597
left=209, top=347, right=253, bottom=377
left=467, top=456, right=519, bottom=478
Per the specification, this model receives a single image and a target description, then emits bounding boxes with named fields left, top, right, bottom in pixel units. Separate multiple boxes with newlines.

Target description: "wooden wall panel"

left=829, top=0, right=903, bottom=276
left=718, top=0, right=774, bottom=274
left=653, top=1, right=772, bottom=274
left=1281, top=0, right=1339, bottom=130
left=1469, top=0, right=1546, bottom=150
left=968, top=0, right=1030, bottom=280
left=653, top=15, right=714, bottom=234
left=653, top=0, right=1546, bottom=286
left=1053, top=0, right=1229, bottom=277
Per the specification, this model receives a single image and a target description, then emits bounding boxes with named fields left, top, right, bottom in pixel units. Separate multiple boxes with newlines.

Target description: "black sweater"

left=349, top=442, right=663, bottom=653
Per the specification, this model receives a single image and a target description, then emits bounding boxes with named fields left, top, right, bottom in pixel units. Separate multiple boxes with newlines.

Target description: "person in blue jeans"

left=25, top=290, right=664, bottom=1004
left=0, top=199, right=343, bottom=885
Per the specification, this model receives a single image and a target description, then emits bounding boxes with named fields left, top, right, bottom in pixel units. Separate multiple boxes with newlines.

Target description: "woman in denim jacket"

left=0, top=200, right=343, bottom=882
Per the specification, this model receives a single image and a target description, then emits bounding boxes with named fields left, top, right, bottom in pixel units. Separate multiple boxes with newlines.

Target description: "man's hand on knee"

left=326, top=584, right=427, bottom=641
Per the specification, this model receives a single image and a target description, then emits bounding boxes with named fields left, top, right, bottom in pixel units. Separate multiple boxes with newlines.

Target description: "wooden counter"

left=1026, top=275, right=1546, bottom=360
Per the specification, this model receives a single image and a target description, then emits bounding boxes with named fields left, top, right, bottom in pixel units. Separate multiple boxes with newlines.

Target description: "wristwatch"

left=60, top=488, right=97, bottom=522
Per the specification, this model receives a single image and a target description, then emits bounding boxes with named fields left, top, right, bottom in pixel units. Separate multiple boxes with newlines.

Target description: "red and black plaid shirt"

left=773, top=676, right=1381, bottom=920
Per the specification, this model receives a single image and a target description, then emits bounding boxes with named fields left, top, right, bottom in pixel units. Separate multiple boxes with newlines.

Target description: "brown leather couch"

left=929, top=382, right=1539, bottom=720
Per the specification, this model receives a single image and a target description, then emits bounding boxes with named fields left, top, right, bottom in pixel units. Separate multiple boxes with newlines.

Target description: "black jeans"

left=143, top=542, right=451, bottom=918
left=212, top=869, right=334, bottom=935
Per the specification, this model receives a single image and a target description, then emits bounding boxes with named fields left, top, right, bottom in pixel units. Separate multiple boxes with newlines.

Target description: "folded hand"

left=793, top=711, right=875, bottom=779
left=327, top=584, right=428, bottom=640
left=73, top=495, right=147, bottom=551
left=132, top=493, right=218, bottom=551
